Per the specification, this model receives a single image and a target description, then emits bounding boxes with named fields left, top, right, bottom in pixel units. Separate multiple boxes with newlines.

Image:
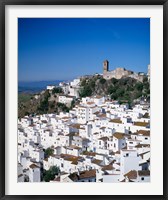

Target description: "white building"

left=70, top=78, right=80, bottom=87
left=58, top=95, right=75, bottom=106
left=18, top=93, right=150, bottom=182
left=120, top=149, right=141, bottom=178
left=46, top=85, right=55, bottom=90
left=29, top=164, right=41, bottom=182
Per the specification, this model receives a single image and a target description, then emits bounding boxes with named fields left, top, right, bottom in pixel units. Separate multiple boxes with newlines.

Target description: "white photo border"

left=5, top=5, right=163, bottom=195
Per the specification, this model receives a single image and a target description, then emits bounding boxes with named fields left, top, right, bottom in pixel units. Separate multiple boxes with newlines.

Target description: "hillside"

left=18, top=76, right=150, bottom=118
left=18, top=90, right=68, bottom=118
left=79, top=76, right=150, bottom=102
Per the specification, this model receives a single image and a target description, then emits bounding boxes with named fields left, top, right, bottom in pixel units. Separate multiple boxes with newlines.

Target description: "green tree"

left=135, top=91, right=142, bottom=99
left=52, top=87, right=63, bottom=94
left=135, top=82, right=143, bottom=91
left=108, top=85, right=116, bottom=94
left=90, top=80, right=95, bottom=88
left=111, top=93, right=118, bottom=100
left=124, top=91, right=131, bottom=101
left=143, top=76, right=148, bottom=83
left=37, top=90, right=50, bottom=113
left=119, top=78, right=128, bottom=85
left=111, top=78, right=118, bottom=85
left=37, top=97, right=49, bottom=113
left=57, top=102, right=69, bottom=112
left=127, top=85, right=134, bottom=91
left=116, top=87, right=125, bottom=97
left=43, top=166, right=60, bottom=182
left=25, top=111, right=30, bottom=116
left=80, top=79, right=87, bottom=86
left=45, top=147, right=54, bottom=158
left=99, top=78, right=106, bottom=84
left=79, top=85, right=92, bottom=97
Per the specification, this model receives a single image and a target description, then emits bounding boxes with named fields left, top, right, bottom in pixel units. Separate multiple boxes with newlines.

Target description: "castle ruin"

left=103, top=60, right=146, bottom=82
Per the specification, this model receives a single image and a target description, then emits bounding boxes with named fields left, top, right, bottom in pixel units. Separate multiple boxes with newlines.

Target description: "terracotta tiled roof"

left=98, top=114, right=106, bottom=118
left=113, top=132, right=125, bottom=139
left=100, top=127, right=106, bottom=129
left=137, top=130, right=150, bottom=136
left=102, top=165, right=114, bottom=171
left=69, top=145, right=82, bottom=150
left=79, top=169, right=96, bottom=179
left=18, top=174, right=23, bottom=178
left=61, top=116, right=70, bottom=119
left=71, top=160, right=78, bottom=165
left=29, top=124, right=35, bottom=127
left=82, top=151, right=96, bottom=156
left=138, top=170, right=150, bottom=176
left=99, top=136, right=109, bottom=141
left=143, top=112, right=149, bottom=118
left=29, top=164, right=40, bottom=169
left=135, top=144, right=150, bottom=148
left=65, top=132, right=78, bottom=136
left=124, top=170, right=137, bottom=179
left=60, top=154, right=82, bottom=162
left=93, top=132, right=99, bottom=135
left=41, top=120, right=47, bottom=123
left=109, top=119, right=122, bottom=124
left=94, top=95, right=102, bottom=99
left=94, top=111, right=100, bottom=115
left=87, top=102, right=95, bottom=105
left=91, top=159, right=103, bottom=165
left=134, top=122, right=149, bottom=127
left=53, top=176, right=60, bottom=182
left=69, top=169, right=96, bottom=181
left=68, top=173, right=79, bottom=181
left=70, top=124, right=81, bottom=129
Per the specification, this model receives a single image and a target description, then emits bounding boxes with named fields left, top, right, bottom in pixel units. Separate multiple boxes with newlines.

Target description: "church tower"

left=103, top=60, right=109, bottom=73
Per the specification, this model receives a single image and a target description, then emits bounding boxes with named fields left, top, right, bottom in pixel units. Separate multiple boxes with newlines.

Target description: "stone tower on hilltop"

left=102, top=60, right=145, bottom=82
left=103, top=60, right=109, bottom=73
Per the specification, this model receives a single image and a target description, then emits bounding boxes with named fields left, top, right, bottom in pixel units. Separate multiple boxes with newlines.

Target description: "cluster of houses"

left=46, top=78, right=80, bottom=107
left=18, top=92, right=150, bottom=183
left=47, top=78, right=81, bottom=98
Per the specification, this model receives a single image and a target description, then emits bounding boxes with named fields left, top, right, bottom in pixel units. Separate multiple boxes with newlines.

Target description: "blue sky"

left=18, top=18, right=150, bottom=82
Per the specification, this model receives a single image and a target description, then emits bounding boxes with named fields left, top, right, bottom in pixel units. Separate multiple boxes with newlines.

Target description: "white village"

left=18, top=62, right=150, bottom=183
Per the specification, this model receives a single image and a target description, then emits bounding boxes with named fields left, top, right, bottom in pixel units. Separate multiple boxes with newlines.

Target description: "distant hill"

left=18, top=80, right=63, bottom=94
